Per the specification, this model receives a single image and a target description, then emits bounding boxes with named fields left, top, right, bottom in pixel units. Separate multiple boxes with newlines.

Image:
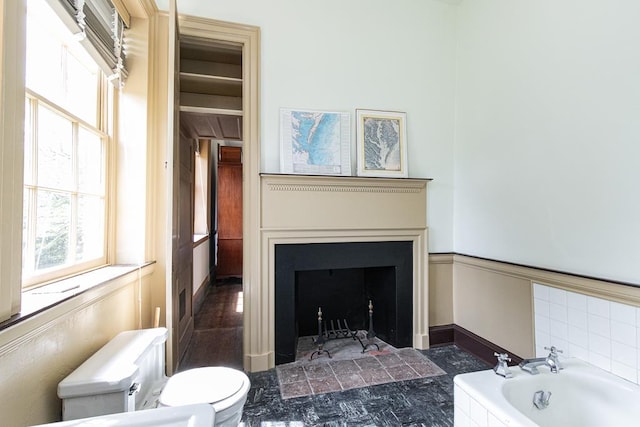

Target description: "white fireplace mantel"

left=244, top=174, right=431, bottom=371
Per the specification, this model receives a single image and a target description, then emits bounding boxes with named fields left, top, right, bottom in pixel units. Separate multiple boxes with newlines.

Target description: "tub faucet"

left=519, top=346, right=563, bottom=374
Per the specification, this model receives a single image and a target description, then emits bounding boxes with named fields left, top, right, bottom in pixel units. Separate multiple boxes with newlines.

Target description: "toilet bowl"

left=57, top=328, right=250, bottom=427
left=160, top=367, right=250, bottom=427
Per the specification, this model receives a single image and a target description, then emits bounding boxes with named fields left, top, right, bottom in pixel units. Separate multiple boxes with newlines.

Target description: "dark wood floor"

left=179, top=280, right=244, bottom=371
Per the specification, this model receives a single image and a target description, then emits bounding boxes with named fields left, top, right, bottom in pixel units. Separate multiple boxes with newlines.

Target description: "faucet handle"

left=493, top=352, right=513, bottom=378
left=544, top=346, right=563, bottom=356
left=494, top=352, right=512, bottom=363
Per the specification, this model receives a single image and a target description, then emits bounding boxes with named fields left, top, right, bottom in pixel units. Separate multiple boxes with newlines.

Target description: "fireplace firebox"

left=275, top=241, right=413, bottom=365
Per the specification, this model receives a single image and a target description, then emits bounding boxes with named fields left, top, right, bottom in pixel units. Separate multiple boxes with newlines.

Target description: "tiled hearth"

left=276, top=341, right=446, bottom=399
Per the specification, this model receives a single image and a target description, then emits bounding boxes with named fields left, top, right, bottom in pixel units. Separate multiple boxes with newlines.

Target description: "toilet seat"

left=160, top=367, right=248, bottom=412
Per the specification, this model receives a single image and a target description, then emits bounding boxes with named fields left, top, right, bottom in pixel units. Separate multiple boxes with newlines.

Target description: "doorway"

left=165, top=11, right=259, bottom=372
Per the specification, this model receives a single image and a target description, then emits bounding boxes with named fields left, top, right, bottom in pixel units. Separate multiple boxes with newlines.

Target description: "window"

left=194, top=139, right=210, bottom=240
left=22, top=0, right=110, bottom=288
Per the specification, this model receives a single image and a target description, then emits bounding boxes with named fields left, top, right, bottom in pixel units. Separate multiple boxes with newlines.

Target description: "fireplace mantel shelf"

left=260, top=173, right=433, bottom=181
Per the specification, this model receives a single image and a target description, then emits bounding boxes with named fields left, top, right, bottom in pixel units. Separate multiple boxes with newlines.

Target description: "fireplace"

left=245, top=174, right=430, bottom=372
left=274, top=241, right=413, bottom=364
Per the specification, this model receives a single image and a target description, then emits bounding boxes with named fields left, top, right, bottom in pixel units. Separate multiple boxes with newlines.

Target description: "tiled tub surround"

left=533, top=283, right=640, bottom=384
left=453, top=282, right=640, bottom=427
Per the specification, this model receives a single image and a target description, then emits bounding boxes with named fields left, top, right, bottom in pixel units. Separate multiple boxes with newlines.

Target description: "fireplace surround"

left=246, top=174, right=430, bottom=371
left=275, top=240, right=413, bottom=364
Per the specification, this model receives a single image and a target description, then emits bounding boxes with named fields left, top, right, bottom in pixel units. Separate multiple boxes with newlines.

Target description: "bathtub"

left=453, top=358, right=640, bottom=427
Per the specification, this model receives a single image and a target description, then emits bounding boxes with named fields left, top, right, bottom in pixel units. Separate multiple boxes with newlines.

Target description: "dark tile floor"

left=181, top=281, right=491, bottom=426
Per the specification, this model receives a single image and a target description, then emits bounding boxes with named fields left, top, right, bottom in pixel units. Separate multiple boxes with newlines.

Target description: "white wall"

left=159, top=0, right=459, bottom=252
left=454, top=0, right=640, bottom=284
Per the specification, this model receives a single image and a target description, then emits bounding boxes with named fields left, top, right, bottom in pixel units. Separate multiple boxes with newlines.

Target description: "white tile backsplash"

left=588, top=313, right=610, bottom=337
left=533, top=283, right=640, bottom=386
left=567, top=292, right=587, bottom=311
left=587, top=296, right=610, bottom=318
left=611, top=301, right=636, bottom=325
left=533, top=283, right=550, bottom=301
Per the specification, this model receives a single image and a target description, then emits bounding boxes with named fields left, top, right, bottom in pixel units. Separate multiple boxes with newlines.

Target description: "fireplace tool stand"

left=310, top=300, right=380, bottom=360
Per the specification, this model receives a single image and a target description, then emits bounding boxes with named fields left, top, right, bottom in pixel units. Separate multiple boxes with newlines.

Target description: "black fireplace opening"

left=275, top=241, right=413, bottom=365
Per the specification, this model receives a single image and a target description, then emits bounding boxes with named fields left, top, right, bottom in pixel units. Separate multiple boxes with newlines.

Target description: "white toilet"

left=57, top=328, right=250, bottom=427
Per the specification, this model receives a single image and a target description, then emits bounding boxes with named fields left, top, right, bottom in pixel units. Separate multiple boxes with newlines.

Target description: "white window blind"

left=47, top=0, right=128, bottom=87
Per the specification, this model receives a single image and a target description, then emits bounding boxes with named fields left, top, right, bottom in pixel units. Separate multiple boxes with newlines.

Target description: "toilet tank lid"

left=58, top=328, right=168, bottom=398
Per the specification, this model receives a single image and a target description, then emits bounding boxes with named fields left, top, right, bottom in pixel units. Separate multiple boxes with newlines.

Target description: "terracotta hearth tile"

left=328, top=359, right=360, bottom=375
left=336, top=372, right=366, bottom=390
left=386, top=364, right=420, bottom=381
left=279, top=380, right=312, bottom=399
left=359, top=368, right=393, bottom=385
left=376, top=353, right=404, bottom=368
left=304, top=363, right=333, bottom=379
left=354, top=356, right=383, bottom=370
left=396, top=348, right=427, bottom=363
left=308, top=376, right=341, bottom=394
left=277, top=365, right=306, bottom=384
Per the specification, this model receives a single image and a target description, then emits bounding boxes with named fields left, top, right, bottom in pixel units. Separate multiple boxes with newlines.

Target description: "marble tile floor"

left=180, top=281, right=491, bottom=425
left=241, top=345, right=490, bottom=426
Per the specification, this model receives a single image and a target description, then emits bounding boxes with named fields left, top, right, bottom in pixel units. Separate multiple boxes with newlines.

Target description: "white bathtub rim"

left=454, top=357, right=639, bottom=427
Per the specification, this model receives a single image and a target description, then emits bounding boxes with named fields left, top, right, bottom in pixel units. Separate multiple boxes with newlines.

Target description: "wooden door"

left=217, top=146, right=242, bottom=277
left=168, top=0, right=194, bottom=369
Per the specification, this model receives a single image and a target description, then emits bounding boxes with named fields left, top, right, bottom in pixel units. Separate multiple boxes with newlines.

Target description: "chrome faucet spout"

left=519, top=346, right=563, bottom=374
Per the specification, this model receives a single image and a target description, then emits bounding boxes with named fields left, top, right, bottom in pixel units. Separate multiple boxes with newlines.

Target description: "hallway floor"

left=180, top=280, right=491, bottom=426
left=179, top=280, right=244, bottom=371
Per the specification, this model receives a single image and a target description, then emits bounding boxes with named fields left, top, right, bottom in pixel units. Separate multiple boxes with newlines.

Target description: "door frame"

left=167, top=15, right=260, bottom=373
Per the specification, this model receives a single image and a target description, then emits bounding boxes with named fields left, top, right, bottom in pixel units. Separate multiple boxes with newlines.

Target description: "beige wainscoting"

left=428, top=253, right=454, bottom=327
left=427, top=254, right=640, bottom=361
left=0, top=266, right=154, bottom=426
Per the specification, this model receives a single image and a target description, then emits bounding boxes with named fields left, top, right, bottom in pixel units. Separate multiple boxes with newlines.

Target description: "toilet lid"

left=160, top=367, right=246, bottom=407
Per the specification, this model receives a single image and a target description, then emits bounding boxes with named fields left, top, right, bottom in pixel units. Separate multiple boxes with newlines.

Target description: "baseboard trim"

left=429, top=324, right=523, bottom=366
left=193, top=275, right=210, bottom=314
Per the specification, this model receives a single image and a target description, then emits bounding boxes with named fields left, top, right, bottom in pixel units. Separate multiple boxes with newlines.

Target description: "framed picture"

left=356, top=109, right=408, bottom=177
left=280, top=108, right=351, bottom=176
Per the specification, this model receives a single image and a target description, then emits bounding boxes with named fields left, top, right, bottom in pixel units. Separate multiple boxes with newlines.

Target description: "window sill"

left=0, top=263, right=155, bottom=333
left=193, top=234, right=209, bottom=247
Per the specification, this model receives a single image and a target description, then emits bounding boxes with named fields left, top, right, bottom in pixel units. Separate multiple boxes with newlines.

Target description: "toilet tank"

left=58, top=328, right=168, bottom=421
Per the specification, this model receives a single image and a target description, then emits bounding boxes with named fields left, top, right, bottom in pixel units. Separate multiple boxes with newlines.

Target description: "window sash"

left=22, top=91, right=108, bottom=289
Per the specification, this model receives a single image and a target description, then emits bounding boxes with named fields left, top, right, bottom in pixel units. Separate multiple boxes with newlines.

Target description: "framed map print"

left=280, top=108, right=351, bottom=176
left=356, top=109, right=408, bottom=178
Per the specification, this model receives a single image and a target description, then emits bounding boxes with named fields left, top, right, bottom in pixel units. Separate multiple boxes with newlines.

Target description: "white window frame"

left=22, top=86, right=110, bottom=289
left=0, top=0, right=27, bottom=322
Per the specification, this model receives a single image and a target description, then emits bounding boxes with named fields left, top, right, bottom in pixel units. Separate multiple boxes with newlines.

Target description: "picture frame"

left=356, top=109, right=408, bottom=178
left=280, top=108, right=351, bottom=176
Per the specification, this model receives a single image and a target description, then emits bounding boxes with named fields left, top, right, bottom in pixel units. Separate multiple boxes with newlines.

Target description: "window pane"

left=37, top=105, right=73, bottom=190
left=25, top=2, right=64, bottom=105
left=67, top=52, right=99, bottom=125
left=26, top=0, right=99, bottom=126
left=34, top=190, right=71, bottom=271
left=24, top=98, right=34, bottom=186
left=78, top=127, right=104, bottom=194
left=77, top=195, right=105, bottom=262
left=22, top=190, right=31, bottom=272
